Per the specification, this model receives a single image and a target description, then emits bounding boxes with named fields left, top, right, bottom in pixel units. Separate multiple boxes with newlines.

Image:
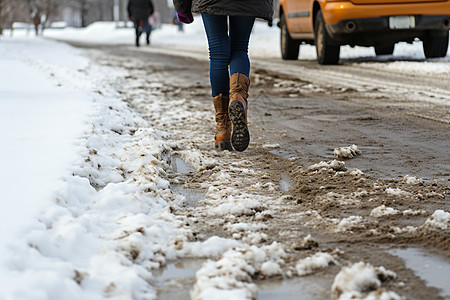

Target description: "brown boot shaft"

left=213, top=94, right=232, bottom=150
left=229, top=73, right=250, bottom=104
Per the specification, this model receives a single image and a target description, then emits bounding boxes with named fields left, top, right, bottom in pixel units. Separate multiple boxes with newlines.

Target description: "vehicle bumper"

left=322, top=2, right=450, bottom=25
left=328, top=15, right=450, bottom=35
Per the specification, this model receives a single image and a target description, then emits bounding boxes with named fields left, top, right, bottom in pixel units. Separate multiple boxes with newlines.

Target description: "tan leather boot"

left=228, top=73, right=250, bottom=152
left=213, top=94, right=232, bottom=151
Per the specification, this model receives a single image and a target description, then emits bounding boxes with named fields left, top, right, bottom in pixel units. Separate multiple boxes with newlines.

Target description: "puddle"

left=280, top=173, right=294, bottom=192
left=171, top=155, right=195, bottom=174
left=257, top=276, right=330, bottom=299
left=154, top=259, right=332, bottom=300
left=390, top=248, right=450, bottom=298
left=171, top=184, right=204, bottom=206
left=170, top=155, right=204, bottom=206
left=154, top=259, right=204, bottom=300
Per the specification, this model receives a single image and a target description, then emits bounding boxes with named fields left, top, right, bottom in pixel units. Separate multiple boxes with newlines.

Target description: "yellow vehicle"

left=278, top=0, right=450, bottom=64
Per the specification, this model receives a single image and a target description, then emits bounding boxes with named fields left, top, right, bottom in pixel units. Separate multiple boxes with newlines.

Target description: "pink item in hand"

left=177, top=12, right=194, bottom=24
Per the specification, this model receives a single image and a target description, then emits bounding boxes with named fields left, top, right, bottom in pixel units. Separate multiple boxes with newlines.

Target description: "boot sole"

left=215, top=141, right=232, bottom=151
left=229, top=101, right=250, bottom=152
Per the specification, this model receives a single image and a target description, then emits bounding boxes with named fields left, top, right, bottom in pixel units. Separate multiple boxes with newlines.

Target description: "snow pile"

left=262, top=143, right=280, bottom=149
left=370, top=205, right=400, bottom=218
left=337, top=290, right=405, bottom=300
left=1, top=88, right=184, bottom=299
left=294, top=234, right=319, bottom=250
left=401, top=175, right=423, bottom=185
left=385, top=188, right=412, bottom=197
left=191, top=243, right=286, bottom=299
left=331, top=262, right=398, bottom=300
left=210, top=193, right=267, bottom=216
left=224, top=223, right=268, bottom=235
left=182, top=236, right=244, bottom=258
left=296, top=252, right=337, bottom=276
left=392, top=226, right=417, bottom=234
left=336, top=216, right=364, bottom=232
left=422, top=210, right=450, bottom=230
left=349, top=168, right=364, bottom=176
left=334, top=145, right=361, bottom=159
left=308, top=160, right=346, bottom=172
left=402, top=209, right=427, bottom=216
left=0, top=35, right=246, bottom=299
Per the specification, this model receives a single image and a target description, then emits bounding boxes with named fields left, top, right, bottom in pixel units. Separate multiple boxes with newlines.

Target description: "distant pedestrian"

left=149, top=8, right=161, bottom=30
left=172, top=12, right=184, bottom=32
left=127, top=0, right=154, bottom=47
left=173, top=0, right=273, bottom=152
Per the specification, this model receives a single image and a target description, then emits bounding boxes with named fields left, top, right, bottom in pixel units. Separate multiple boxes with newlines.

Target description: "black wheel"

left=375, top=44, right=395, bottom=56
left=280, top=13, right=300, bottom=60
left=314, top=10, right=340, bottom=65
left=423, top=30, right=449, bottom=58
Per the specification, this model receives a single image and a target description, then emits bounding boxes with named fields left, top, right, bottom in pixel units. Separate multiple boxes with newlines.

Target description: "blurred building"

left=59, top=0, right=172, bottom=28
left=46, top=0, right=276, bottom=28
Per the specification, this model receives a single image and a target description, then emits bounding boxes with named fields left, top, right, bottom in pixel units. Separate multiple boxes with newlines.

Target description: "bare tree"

left=0, top=0, right=12, bottom=35
left=21, top=0, right=65, bottom=35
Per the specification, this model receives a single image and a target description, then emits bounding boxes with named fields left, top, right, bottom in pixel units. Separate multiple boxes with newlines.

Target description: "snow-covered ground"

left=38, top=18, right=450, bottom=74
left=0, top=31, right=240, bottom=299
left=0, top=20, right=449, bottom=299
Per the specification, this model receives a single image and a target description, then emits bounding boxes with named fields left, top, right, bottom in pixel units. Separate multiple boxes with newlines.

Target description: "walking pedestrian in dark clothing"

left=173, top=0, right=273, bottom=152
left=128, top=0, right=154, bottom=46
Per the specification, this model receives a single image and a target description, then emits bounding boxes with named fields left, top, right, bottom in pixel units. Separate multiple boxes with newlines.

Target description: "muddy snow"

left=1, top=23, right=449, bottom=300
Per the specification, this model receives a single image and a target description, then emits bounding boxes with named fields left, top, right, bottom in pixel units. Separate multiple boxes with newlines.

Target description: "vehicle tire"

left=423, top=30, right=449, bottom=58
left=375, top=44, right=395, bottom=56
left=314, top=10, right=340, bottom=65
left=280, top=13, right=300, bottom=60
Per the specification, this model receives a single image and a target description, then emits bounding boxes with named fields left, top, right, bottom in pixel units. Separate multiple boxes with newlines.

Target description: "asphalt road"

left=65, top=41, right=450, bottom=299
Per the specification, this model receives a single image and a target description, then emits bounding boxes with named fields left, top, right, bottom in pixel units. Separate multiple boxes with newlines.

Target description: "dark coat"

left=128, top=0, right=154, bottom=20
left=173, top=0, right=274, bottom=22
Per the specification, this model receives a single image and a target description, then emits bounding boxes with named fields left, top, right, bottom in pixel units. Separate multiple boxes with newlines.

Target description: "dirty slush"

left=82, top=44, right=449, bottom=300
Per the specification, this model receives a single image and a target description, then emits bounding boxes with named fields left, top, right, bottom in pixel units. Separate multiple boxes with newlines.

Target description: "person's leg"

left=134, top=19, right=142, bottom=46
left=202, top=13, right=232, bottom=150
left=142, top=18, right=151, bottom=44
left=228, top=16, right=255, bottom=152
left=201, top=13, right=230, bottom=97
left=229, top=16, right=255, bottom=76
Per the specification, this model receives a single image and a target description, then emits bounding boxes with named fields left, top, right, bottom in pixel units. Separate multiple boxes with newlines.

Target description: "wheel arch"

left=312, top=1, right=322, bottom=33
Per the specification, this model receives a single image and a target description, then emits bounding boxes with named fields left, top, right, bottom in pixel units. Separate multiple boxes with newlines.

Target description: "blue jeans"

left=134, top=18, right=151, bottom=41
left=201, top=14, right=255, bottom=97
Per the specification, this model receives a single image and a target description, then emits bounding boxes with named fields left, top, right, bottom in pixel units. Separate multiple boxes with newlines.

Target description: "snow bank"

left=331, top=262, right=397, bottom=300
left=334, top=145, right=361, bottom=159
left=370, top=205, right=400, bottom=218
left=308, top=160, right=346, bottom=172
left=37, top=20, right=450, bottom=65
left=191, top=243, right=286, bottom=300
left=422, top=210, right=450, bottom=230
left=0, top=35, right=244, bottom=300
left=296, top=252, right=337, bottom=276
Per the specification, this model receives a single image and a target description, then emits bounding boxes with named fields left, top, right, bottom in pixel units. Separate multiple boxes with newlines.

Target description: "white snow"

left=308, top=160, right=346, bottom=172
left=296, top=252, right=337, bottom=276
left=0, top=34, right=245, bottom=299
left=37, top=20, right=450, bottom=67
left=422, top=210, right=450, bottom=230
left=332, top=262, right=397, bottom=300
left=370, top=205, right=400, bottom=218
left=401, top=175, right=423, bottom=185
left=336, top=216, right=364, bottom=232
left=334, top=144, right=361, bottom=159
left=191, top=243, right=286, bottom=299
left=1, top=18, right=449, bottom=299
left=385, top=187, right=412, bottom=197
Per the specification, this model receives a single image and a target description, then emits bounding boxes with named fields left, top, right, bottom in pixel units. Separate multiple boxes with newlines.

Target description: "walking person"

left=173, top=0, right=273, bottom=152
left=128, top=0, right=154, bottom=47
